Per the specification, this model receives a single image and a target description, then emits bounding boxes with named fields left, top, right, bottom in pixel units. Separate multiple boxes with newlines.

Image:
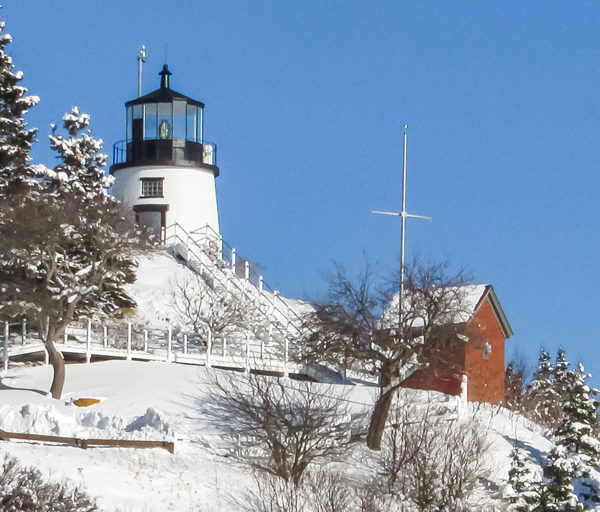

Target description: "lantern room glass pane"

left=126, top=106, right=132, bottom=142
left=144, top=103, right=157, bottom=140
left=197, top=107, right=204, bottom=144
left=186, top=104, right=197, bottom=142
left=157, top=102, right=172, bottom=139
left=132, top=104, right=143, bottom=119
left=173, top=100, right=186, bottom=140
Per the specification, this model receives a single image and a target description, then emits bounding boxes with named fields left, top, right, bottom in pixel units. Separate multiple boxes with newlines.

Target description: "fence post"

left=85, top=319, right=92, bottom=363
left=222, top=336, right=227, bottom=357
left=3, top=322, right=8, bottom=371
left=103, top=325, right=108, bottom=348
left=206, top=329, right=212, bottom=367
left=43, top=347, right=49, bottom=366
left=127, top=323, right=132, bottom=361
left=21, top=317, right=26, bottom=345
left=183, top=334, right=188, bottom=355
left=244, top=260, right=250, bottom=281
left=167, top=326, right=172, bottom=362
left=259, top=276, right=264, bottom=292
left=143, top=330, right=148, bottom=352
left=63, top=328, right=68, bottom=344
left=245, top=332, right=250, bottom=373
left=231, top=248, right=236, bottom=270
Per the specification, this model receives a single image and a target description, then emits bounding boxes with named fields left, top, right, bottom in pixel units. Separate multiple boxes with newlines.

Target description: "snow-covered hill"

left=0, top=360, right=553, bottom=511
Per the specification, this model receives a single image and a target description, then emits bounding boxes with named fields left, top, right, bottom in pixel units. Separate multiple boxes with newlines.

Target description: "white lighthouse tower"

left=110, top=65, right=219, bottom=236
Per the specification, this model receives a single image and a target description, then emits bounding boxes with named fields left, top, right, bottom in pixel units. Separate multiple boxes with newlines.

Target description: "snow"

left=0, top=359, right=557, bottom=511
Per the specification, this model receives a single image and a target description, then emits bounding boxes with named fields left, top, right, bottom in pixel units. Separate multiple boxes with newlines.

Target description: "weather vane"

left=137, top=45, right=147, bottom=97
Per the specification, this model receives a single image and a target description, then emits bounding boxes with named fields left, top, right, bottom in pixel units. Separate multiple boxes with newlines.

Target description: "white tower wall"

left=111, top=165, right=219, bottom=235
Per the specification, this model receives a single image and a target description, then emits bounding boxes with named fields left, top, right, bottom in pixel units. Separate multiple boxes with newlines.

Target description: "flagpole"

left=400, top=124, right=408, bottom=322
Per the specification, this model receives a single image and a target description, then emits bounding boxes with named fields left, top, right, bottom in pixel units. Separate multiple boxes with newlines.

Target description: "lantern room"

left=111, top=65, right=217, bottom=171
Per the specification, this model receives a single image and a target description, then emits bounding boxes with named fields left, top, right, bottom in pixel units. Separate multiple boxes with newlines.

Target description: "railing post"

left=222, top=336, right=227, bottom=357
left=127, top=323, right=132, bottom=361
left=3, top=321, right=9, bottom=371
left=22, top=317, right=26, bottom=345
left=284, top=336, right=289, bottom=377
left=218, top=235, right=223, bottom=261
left=284, top=315, right=290, bottom=376
left=85, top=319, right=92, bottom=363
left=103, top=325, right=108, bottom=348
left=63, top=328, right=68, bottom=344
left=143, top=330, right=148, bottom=352
left=244, top=260, right=250, bottom=281
left=231, top=248, right=236, bottom=270
left=245, top=332, right=250, bottom=373
left=167, top=326, right=172, bottom=362
left=259, top=276, right=264, bottom=292
left=206, top=329, right=212, bottom=368
left=183, top=334, right=188, bottom=355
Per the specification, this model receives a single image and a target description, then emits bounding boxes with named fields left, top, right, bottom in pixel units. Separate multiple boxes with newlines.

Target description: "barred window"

left=140, top=178, right=164, bottom=198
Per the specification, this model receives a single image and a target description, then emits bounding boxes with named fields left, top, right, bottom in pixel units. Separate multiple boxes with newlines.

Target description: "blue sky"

left=4, top=1, right=600, bottom=384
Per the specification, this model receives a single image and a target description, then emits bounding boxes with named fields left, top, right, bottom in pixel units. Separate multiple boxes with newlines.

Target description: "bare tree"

left=170, top=273, right=253, bottom=337
left=299, top=260, right=475, bottom=450
left=0, top=453, right=98, bottom=511
left=209, top=373, right=354, bottom=487
left=248, top=467, right=364, bottom=512
left=378, top=394, right=491, bottom=511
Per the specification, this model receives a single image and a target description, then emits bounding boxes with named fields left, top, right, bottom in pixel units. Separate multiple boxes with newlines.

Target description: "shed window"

left=140, top=178, right=164, bottom=198
left=482, top=340, right=492, bottom=360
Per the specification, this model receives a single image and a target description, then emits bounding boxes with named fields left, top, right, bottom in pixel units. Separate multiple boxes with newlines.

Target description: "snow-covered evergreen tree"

left=528, top=348, right=558, bottom=426
left=557, top=364, right=600, bottom=505
left=0, top=21, right=38, bottom=195
left=534, top=349, right=554, bottom=383
left=505, top=361, right=526, bottom=411
left=553, top=349, right=571, bottom=401
left=45, top=106, right=111, bottom=197
left=543, top=445, right=584, bottom=511
left=0, top=108, right=146, bottom=399
left=505, top=447, right=540, bottom=512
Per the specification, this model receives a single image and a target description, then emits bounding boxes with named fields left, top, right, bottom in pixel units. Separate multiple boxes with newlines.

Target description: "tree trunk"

left=45, top=340, right=65, bottom=399
left=366, top=386, right=396, bottom=450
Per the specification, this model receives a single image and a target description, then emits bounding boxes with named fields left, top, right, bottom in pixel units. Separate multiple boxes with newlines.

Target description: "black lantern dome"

left=110, top=65, right=218, bottom=176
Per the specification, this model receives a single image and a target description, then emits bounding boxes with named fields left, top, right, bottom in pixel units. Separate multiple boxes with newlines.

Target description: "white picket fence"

left=2, top=318, right=297, bottom=375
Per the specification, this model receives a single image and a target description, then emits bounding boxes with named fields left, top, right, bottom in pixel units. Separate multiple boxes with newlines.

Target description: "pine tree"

left=543, top=445, right=584, bottom=511
left=553, top=349, right=571, bottom=402
left=505, top=361, right=525, bottom=411
left=534, top=349, right=554, bottom=383
left=528, top=348, right=557, bottom=426
left=506, top=446, right=539, bottom=512
left=0, top=107, right=146, bottom=399
left=0, top=21, right=38, bottom=195
left=557, top=364, right=600, bottom=505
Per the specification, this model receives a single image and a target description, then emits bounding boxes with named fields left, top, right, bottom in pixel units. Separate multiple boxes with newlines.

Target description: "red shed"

left=400, top=284, right=513, bottom=404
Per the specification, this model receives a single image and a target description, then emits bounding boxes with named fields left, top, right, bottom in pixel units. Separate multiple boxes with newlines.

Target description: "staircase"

left=162, top=223, right=306, bottom=369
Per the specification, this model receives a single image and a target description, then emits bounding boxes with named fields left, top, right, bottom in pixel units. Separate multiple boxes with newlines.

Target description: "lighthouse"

left=110, top=65, right=220, bottom=236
